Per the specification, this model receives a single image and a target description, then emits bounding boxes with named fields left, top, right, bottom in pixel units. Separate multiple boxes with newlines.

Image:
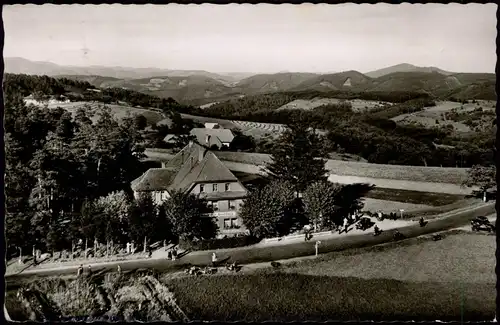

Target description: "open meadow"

left=44, top=101, right=165, bottom=125
left=165, top=231, right=495, bottom=322
left=213, top=151, right=470, bottom=185
left=277, top=97, right=392, bottom=112
left=391, top=100, right=496, bottom=133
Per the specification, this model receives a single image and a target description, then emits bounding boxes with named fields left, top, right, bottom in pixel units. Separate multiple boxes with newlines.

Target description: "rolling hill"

left=4, top=57, right=243, bottom=83
left=7, top=58, right=496, bottom=103
left=58, top=74, right=237, bottom=102
left=290, top=71, right=373, bottom=92
left=365, top=63, right=454, bottom=78
left=235, top=72, right=319, bottom=94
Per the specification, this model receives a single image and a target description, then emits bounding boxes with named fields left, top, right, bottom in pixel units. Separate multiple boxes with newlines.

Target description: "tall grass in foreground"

left=167, top=273, right=494, bottom=322
left=6, top=271, right=186, bottom=322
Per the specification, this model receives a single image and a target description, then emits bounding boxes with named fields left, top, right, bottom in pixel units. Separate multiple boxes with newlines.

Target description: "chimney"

left=205, top=134, right=211, bottom=146
left=198, top=148, right=205, bottom=162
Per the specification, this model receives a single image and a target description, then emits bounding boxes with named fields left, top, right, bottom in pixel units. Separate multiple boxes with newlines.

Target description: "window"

left=224, top=218, right=240, bottom=229
left=213, top=201, right=219, bottom=211
left=225, top=183, right=230, bottom=191
left=200, top=184, right=205, bottom=193
left=213, top=184, right=218, bottom=192
left=229, top=200, right=236, bottom=210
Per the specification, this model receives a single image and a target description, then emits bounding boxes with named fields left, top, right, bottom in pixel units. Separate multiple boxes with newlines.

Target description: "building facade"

left=131, top=142, right=248, bottom=237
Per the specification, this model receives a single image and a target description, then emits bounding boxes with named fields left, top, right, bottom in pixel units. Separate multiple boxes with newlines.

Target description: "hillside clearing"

left=277, top=97, right=391, bottom=112
left=43, top=101, right=164, bottom=125
left=391, top=100, right=496, bottom=132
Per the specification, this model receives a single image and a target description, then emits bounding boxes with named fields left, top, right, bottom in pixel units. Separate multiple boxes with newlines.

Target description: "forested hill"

left=3, top=73, right=195, bottom=114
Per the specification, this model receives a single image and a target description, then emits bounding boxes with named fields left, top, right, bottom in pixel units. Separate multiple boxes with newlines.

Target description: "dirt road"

left=5, top=202, right=494, bottom=286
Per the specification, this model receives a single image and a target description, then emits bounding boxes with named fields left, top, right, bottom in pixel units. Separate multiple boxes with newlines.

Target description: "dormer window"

left=225, top=183, right=230, bottom=191
left=200, top=184, right=205, bottom=193
left=213, top=184, right=218, bottom=192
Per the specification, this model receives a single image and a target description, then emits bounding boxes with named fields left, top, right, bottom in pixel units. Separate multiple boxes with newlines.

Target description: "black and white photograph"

left=3, top=3, right=497, bottom=322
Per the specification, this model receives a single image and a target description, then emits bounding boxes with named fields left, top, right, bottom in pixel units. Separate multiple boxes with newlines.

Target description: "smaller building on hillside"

left=190, top=128, right=235, bottom=150
left=204, top=122, right=221, bottom=129
left=163, top=134, right=179, bottom=145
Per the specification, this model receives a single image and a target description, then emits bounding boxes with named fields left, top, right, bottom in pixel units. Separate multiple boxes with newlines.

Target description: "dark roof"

left=201, top=191, right=247, bottom=201
left=166, top=142, right=238, bottom=191
left=133, top=142, right=241, bottom=192
left=131, top=168, right=177, bottom=191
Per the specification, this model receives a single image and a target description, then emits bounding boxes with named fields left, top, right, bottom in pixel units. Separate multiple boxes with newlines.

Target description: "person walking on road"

left=87, top=265, right=93, bottom=276
left=212, top=252, right=218, bottom=267
left=117, top=265, right=122, bottom=274
left=77, top=264, right=83, bottom=277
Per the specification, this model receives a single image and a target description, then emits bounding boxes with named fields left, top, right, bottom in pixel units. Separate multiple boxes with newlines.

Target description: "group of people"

left=166, top=247, right=178, bottom=260
left=77, top=264, right=92, bottom=277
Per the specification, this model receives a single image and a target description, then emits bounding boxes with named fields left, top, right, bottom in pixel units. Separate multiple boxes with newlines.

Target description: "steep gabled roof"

left=131, top=168, right=177, bottom=192
left=166, top=142, right=238, bottom=191
left=134, top=142, right=240, bottom=193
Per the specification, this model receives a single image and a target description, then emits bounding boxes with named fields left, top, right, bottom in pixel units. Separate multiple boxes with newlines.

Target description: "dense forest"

left=3, top=74, right=212, bottom=257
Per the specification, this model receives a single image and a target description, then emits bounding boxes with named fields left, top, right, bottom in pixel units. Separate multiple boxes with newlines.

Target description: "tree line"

left=4, top=84, right=215, bottom=257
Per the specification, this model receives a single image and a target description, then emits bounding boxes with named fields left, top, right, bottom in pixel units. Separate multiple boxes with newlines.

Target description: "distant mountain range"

left=365, top=63, right=455, bottom=78
left=4, top=57, right=253, bottom=83
left=4, top=57, right=496, bottom=103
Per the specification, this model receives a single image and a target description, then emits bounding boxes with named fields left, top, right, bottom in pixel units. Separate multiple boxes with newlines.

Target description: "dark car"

left=471, top=216, right=495, bottom=232
left=356, top=217, right=375, bottom=231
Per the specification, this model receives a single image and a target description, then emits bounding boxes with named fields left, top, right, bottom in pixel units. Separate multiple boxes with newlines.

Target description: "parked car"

left=356, top=217, right=375, bottom=231
left=471, top=216, right=495, bottom=232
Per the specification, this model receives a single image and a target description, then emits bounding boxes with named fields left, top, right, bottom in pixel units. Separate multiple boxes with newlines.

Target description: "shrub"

left=178, top=235, right=260, bottom=251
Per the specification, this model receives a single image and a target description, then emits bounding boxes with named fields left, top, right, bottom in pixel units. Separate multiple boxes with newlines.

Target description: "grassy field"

left=214, top=151, right=469, bottom=185
left=365, top=187, right=465, bottom=206
left=166, top=232, right=495, bottom=322
left=46, top=101, right=164, bottom=126
left=277, top=97, right=391, bottom=112
left=179, top=113, right=239, bottom=129
left=276, top=231, right=495, bottom=283
left=391, top=100, right=496, bottom=132
left=362, top=198, right=432, bottom=214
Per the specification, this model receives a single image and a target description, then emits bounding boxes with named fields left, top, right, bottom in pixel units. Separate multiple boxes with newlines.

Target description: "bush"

left=179, top=235, right=260, bottom=251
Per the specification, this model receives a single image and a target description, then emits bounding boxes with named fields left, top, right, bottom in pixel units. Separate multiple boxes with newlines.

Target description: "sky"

left=3, top=3, right=497, bottom=74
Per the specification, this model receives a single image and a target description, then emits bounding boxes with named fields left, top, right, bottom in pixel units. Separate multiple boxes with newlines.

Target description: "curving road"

left=5, top=202, right=494, bottom=287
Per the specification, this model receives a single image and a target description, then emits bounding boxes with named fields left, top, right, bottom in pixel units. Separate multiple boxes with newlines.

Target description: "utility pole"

left=315, top=241, right=321, bottom=257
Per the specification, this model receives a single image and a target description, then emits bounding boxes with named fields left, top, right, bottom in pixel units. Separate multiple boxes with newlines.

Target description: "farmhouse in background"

left=131, top=141, right=248, bottom=237
left=204, top=122, right=221, bottom=129
left=190, top=127, right=235, bottom=150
